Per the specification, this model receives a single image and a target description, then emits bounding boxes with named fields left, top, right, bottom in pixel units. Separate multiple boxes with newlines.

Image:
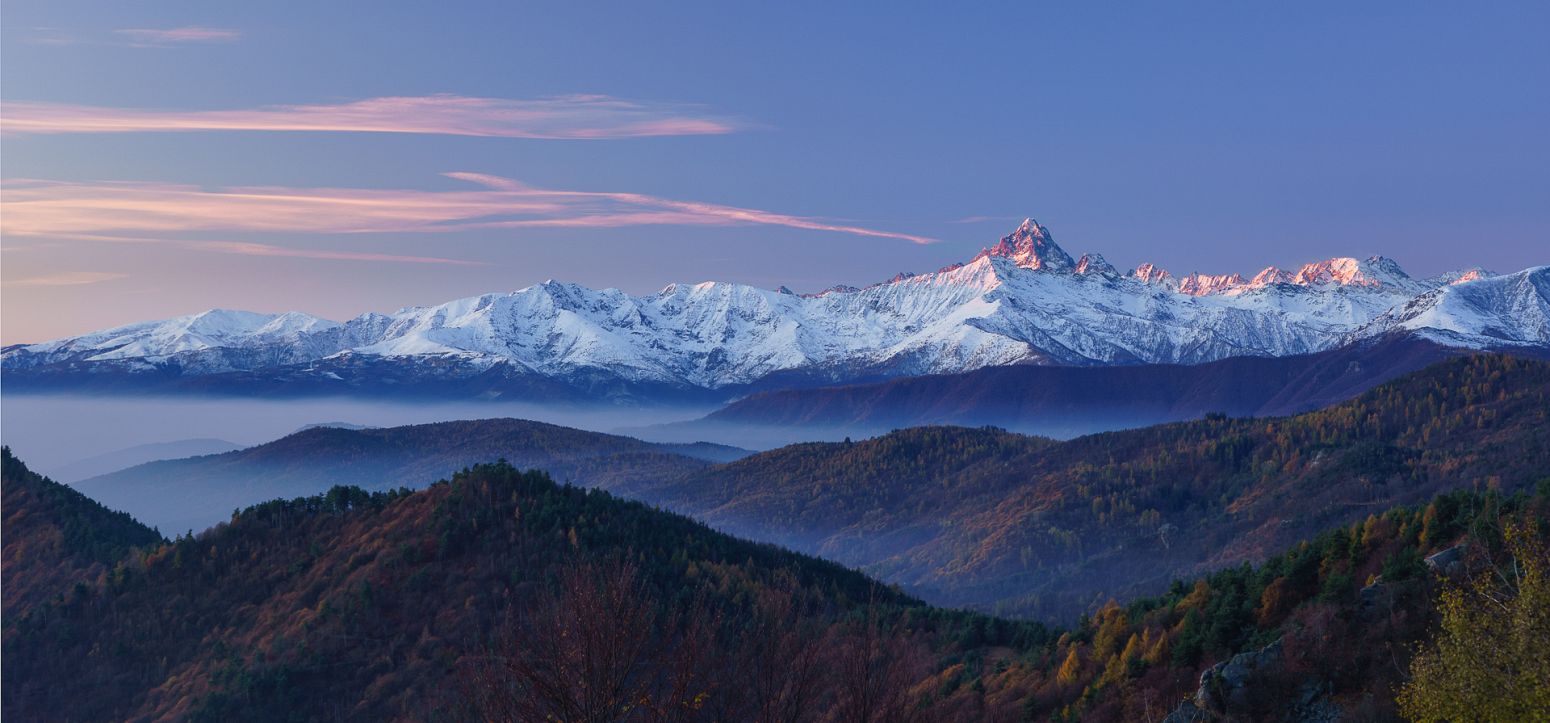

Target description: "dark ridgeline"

left=1, top=454, right=1020, bottom=721
left=0, top=447, right=164, bottom=619
left=695, top=334, right=1499, bottom=435
left=62, top=354, right=1550, bottom=621
left=4, top=355, right=1548, bottom=720
left=74, top=417, right=737, bottom=534
left=4, top=449, right=1548, bottom=720
left=657, top=355, right=1550, bottom=619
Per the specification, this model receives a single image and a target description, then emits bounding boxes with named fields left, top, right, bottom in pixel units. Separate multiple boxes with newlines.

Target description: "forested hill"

left=1, top=448, right=163, bottom=619
left=76, top=417, right=729, bottom=534
left=1, top=458, right=964, bottom=721
left=653, top=354, right=1550, bottom=619
left=4, top=451, right=1546, bottom=721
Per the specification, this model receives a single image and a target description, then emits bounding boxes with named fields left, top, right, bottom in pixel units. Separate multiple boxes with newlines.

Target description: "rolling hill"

left=0, top=447, right=163, bottom=619
left=76, top=418, right=737, bottom=534
left=5, top=449, right=1546, bottom=721
left=650, top=355, right=1550, bottom=619
left=70, top=355, right=1550, bottom=623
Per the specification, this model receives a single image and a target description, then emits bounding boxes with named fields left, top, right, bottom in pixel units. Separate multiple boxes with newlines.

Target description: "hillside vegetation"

left=4, top=457, right=972, bottom=720
left=1, top=447, right=163, bottom=619
left=656, top=355, right=1550, bottom=618
left=4, top=447, right=1546, bottom=721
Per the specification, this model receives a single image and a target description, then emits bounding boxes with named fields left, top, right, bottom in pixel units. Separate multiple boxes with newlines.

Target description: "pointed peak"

left=1129, top=263, right=1174, bottom=286
left=976, top=218, right=1075, bottom=272
left=1250, top=266, right=1294, bottom=287
left=1075, top=253, right=1117, bottom=276
left=775, top=285, right=796, bottom=295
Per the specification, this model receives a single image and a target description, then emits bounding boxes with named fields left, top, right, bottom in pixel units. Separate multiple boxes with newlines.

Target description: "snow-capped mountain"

left=5, top=219, right=1547, bottom=402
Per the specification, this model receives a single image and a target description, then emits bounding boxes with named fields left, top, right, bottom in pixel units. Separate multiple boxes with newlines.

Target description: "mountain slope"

left=687, top=334, right=1484, bottom=440
left=651, top=355, right=1550, bottom=619
left=41, top=437, right=244, bottom=483
left=76, top=418, right=716, bottom=533
left=7, top=220, right=1545, bottom=402
left=1, top=461, right=947, bottom=721
left=0, top=448, right=163, bottom=618
left=6, top=451, right=1545, bottom=721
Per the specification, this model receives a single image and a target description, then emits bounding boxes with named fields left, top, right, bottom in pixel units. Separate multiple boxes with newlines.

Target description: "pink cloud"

left=26, top=232, right=486, bottom=267
left=114, top=26, right=241, bottom=45
left=6, top=271, right=128, bottom=287
left=197, top=241, right=487, bottom=266
left=2, top=174, right=938, bottom=245
left=2, top=95, right=740, bottom=139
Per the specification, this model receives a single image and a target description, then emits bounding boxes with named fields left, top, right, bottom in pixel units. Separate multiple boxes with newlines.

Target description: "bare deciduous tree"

left=467, top=558, right=701, bottom=723
left=825, top=596, right=934, bottom=723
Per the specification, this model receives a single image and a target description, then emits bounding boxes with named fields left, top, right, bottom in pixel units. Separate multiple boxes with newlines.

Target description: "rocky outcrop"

left=1425, top=543, right=1468, bottom=576
left=1163, top=638, right=1340, bottom=722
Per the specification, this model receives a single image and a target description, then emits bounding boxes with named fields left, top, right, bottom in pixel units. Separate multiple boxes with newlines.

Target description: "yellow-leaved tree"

left=1397, top=523, right=1550, bottom=722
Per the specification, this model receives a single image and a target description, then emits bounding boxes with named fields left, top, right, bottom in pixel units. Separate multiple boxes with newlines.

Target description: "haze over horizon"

left=4, top=2, right=1548, bottom=344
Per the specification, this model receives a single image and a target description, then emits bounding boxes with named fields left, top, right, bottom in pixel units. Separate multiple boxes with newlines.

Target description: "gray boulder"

left=1425, top=544, right=1468, bottom=576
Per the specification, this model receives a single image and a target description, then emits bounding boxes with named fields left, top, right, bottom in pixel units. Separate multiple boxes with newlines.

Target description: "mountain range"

left=652, top=334, right=1504, bottom=445
left=65, top=354, right=1550, bottom=621
left=6, top=220, right=1546, bottom=403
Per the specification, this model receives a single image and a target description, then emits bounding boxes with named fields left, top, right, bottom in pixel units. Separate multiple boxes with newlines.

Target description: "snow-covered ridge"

left=5, top=220, right=1546, bottom=397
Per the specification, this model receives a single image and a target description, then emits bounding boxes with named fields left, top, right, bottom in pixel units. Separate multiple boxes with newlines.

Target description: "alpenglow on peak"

left=976, top=218, right=1076, bottom=272
left=4, top=217, right=1543, bottom=402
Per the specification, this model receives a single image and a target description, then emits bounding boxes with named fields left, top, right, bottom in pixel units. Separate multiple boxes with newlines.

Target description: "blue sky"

left=3, top=1, right=1547, bottom=342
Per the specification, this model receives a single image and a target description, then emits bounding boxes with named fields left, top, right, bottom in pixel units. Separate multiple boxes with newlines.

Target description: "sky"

left=3, top=1, right=1547, bottom=344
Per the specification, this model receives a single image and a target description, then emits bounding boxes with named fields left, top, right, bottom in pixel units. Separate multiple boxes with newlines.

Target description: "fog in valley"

left=1, top=393, right=721, bottom=479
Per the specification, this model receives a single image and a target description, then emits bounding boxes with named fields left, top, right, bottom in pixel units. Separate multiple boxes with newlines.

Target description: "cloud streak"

left=29, top=232, right=486, bottom=267
left=7, top=271, right=127, bottom=287
left=2, top=175, right=938, bottom=245
left=2, top=95, right=740, bottom=139
left=114, top=26, right=241, bottom=45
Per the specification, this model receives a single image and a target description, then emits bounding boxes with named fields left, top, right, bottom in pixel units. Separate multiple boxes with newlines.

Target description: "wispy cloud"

left=198, top=240, right=486, bottom=265
left=7, top=271, right=127, bottom=287
left=25, top=27, right=85, bottom=46
left=2, top=95, right=741, bottom=139
left=114, top=26, right=241, bottom=46
left=2, top=175, right=938, bottom=245
left=29, top=232, right=486, bottom=267
left=25, top=26, right=240, bottom=48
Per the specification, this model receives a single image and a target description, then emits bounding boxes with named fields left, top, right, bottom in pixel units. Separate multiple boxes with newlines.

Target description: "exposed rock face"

left=1424, top=543, right=1468, bottom=576
left=1163, top=638, right=1339, bottom=722
left=1075, top=252, right=1117, bottom=276
left=1197, top=638, right=1285, bottom=712
left=977, top=218, right=1075, bottom=271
